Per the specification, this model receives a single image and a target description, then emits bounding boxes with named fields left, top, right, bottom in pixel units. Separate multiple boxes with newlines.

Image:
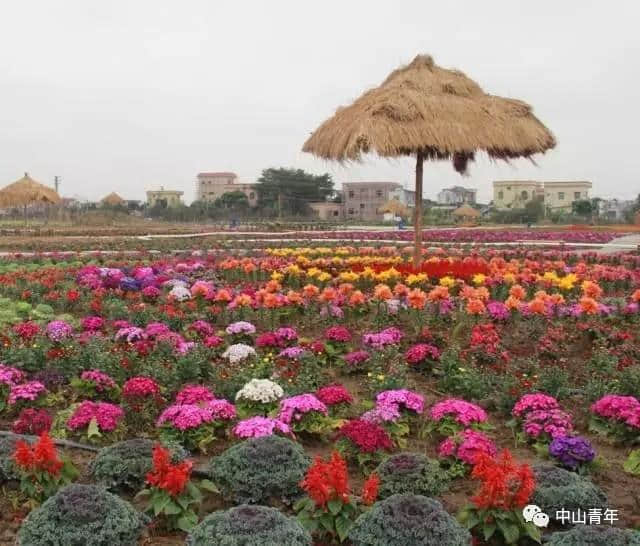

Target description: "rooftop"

left=197, top=172, right=237, bottom=177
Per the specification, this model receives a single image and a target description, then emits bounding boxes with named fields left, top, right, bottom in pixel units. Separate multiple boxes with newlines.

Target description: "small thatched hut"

left=0, top=173, right=61, bottom=208
left=302, top=54, right=555, bottom=265
left=452, top=204, right=481, bottom=223
left=101, top=192, right=126, bottom=207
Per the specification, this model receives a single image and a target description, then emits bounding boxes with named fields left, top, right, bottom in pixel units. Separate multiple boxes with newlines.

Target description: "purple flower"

left=549, top=435, right=595, bottom=470
left=277, top=346, right=307, bottom=359
left=487, top=301, right=510, bottom=321
left=225, top=321, right=256, bottom=335
left=46, top=320, right=73, bottom=342
left=363, top=327, right=403, bottom=349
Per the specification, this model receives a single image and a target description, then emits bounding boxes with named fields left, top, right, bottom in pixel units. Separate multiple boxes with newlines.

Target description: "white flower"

left=169, top=285, right=192, bottom=301
left=235, top=378, right=284, bottom=403
left=222, top=343, right=257, bottom=364
left=164, top=279, right=188, bottom=288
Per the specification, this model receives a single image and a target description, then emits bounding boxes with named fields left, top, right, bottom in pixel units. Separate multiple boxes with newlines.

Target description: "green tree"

left=572, top=199, right=593, bottom=217
left=523, top=197, right=544, bottom=222
left=255, top=168, right=334, bottom=217
left=214, top=191, right=249, bottom=212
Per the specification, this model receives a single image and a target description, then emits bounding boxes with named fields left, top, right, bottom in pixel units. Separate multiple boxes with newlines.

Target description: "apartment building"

left=437, top=186, right=477, bottom=205
left=196, top=172, right=258, bottom=207
left=146, top=187, right=184, bottom=208
left=343, top=181, right=404, bottom=221
left=493, top=180, right=591, bottom=212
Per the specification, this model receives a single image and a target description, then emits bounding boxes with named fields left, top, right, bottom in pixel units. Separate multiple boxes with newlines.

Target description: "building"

left=388, top=187, right=416, bottom=208
left=343, top=182, right=405, bottom=221
left=146, top=187, right=184, bottom=208
left=100, top=192, right=126, bottom=207
left=310, top=201, right=344, bottom=221
left=598, top=198, right=633, bottom=221
left=196, top=172, right=258, bottom=207
left=493, top=180, right=591, bottom=212
left=437, top=186, right=477, bottom=205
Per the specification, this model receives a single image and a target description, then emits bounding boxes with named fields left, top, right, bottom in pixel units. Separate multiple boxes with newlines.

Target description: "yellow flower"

left=270, top=271, right=284, bottom=281
left=439, top=276, right=455, bottom=288
left=472, top=273, right=486, bottom=286
left=377, top=374, right=385, bottom=381
left=317, top=272, right=332, bottom=282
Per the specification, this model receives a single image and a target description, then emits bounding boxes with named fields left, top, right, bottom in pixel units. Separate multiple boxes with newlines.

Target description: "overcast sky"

left=1, top=1, right=638, bottom=203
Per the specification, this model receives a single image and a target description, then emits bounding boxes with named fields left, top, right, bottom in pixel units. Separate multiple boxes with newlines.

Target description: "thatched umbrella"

left=0, top=173, right=61, bottom=224
left=302, top=54, right=556, bottom=266
left=101, top=192, right=126, bottom=207
left=452, top=204, right=481, bottom=224
left=379, top=199, right=409, bottom=218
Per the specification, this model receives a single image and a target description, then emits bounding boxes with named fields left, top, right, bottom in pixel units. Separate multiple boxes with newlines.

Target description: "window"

left=574, top=192, right=581, bottom=199
left=359, top=203, right=365, bottom=209
left=333, top=211, right=339, bottom=216
left=348, top=191, right=354, bottom=198
left=507, top=186, right=511, bottom=190
left=348, top=208, right=354, bottom=215
left=375, top=190, right=383, bottom=198
left=498, top=191, right=504, bottom=200
left=521, top=190, right=528, bottom=200
left=558, top=192, right=565, bottom=200
left=249, top=192, right=255, bottom=199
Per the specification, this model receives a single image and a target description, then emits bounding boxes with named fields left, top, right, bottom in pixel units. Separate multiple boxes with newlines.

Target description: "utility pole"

left=54, top=176, right=60, bottom=193
left=277, top=193, right=283, bottom=219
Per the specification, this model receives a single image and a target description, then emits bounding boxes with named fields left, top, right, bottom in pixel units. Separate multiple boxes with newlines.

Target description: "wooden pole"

left=413, top=151, right=424, bottom=268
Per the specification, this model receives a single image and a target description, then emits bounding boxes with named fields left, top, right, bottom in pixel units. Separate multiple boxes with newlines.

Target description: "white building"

left=437, top=186, right=477, bottom=205
left=598, top=198, right=633, bottom=220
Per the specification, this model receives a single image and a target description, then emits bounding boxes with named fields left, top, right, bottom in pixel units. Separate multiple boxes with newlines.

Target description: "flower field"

left=1, top=242, right=640, bottom=545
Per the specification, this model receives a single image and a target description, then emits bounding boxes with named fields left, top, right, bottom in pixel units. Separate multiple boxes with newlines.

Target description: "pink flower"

left=0, top=364, right=25, bottom=387
left=278, top=394, right=328, bottom=424
left=8, top=381, right=47, bottom=405
left=512, top=393, right=560, bottom=418
left=523, top=409, right=573, bottom=440
left=156, top=400, right=235, bottom=431
left=122, top=376, right=160, bottom=398
left=438, top=429, right=497, bottom=465
left=405, top=343, right=441, bottom=364
left=376, top=389, right=424, bottom=414
left=233, top=416, right=291, bottom=438
left=80, top=370, right=116, bottom=392
left=430, top=398, right=488, bottom=426
left=175, top=385, right=216, bottom=405
left=67, top=401, right=124, bottom=432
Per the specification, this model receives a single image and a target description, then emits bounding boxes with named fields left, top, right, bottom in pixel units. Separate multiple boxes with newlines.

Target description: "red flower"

left=300, top=451, right=350, bottom=508
left=471, top=449, right=535, bottom=510
left=66, top=290, right=80, bottom=303
left=362, top=473, right=380, bottom=505
left=14, top=432, right=63, bottom=476
left=146, top=445, right=193, bottom=497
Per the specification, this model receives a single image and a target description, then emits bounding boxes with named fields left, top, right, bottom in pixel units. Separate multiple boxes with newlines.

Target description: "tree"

left=523, top=197, right=544, bottom=222
left=255, top=168, right=334, bottom=217
left=214, top=191, right=249, bottom=212
left=572, top=199, right=593, bottom=217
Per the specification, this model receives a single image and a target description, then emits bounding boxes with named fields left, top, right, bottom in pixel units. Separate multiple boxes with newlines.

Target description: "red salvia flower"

left=300, top=451, right=350, bottom=508
left=14, top=432, right=63, bottom=475
left=146, top=445, right=193, bottom=497
left=362, top=473, right=380, bottom=506
left=471, top=449, right=535, bottom=510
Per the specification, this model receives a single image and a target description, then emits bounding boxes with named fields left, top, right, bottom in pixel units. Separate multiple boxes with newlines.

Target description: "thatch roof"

left=302, top=54, right=556, bottom=173
left=379, top=199, right=409, bottom=216
left=452, top=204, right=480, bottom=217
left=0, top=173, right=61, bottom=207
left=101, top=192, right=125, bottom=206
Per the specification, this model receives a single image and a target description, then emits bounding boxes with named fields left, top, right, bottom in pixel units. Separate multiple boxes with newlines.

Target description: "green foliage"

left=90, top=438, right=188, bottom=491
left=623, top=449, right=640, bottom=476
left=536, top=365, right=572, bottom=399
left=187, top=504, right=312, bottom=546
left=458, top=504, right=541, bottom=545
left=532, top=465, right=607, bottom=515
left=295, top=495, right=358, bottom=543
left=348, top=494, right=471, bottom=546
left=0, top=436, right=19, bottom=482
left=546, top=525, right=640, bottom=545
left=437, top=348, right=493, bottom=400
left=17, top=484, right=147, bottom=546
left=375, top=452, right=448, bottom=499
left=256, top=168, right=334, bottom=217
left=209, top=435, right=310, bottom=504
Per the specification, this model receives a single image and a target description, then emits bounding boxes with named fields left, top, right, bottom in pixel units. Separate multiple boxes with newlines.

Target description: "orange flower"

left=550, top=293, right=565, bottom=305
left=243, top=262, right=257, bottom=274
left=579, top=296, right=599, bottom=314
left=373, top=284, right=393, bottom=301
left=303, top=284, right=320, bottom=299
left=232, top=294, right=252, bottom=307
left=427, top=285, right=449, bottom=302
left=475, top=286, right=490, bottom=302
left=319, top=287, right=337, bottom=303
left=466, top=298, right=485, bottom=315
left=349, top=290, right=366, bottom=306
left=528, top=298, right=547, bottom=314
left=393, top=283, right=409, bottom=297
left=265, top=280, right=281, bottom=293
left=286, top=290, right=303, bottom=305
left=509, top=284, right=526, bottom=300
left=581, top=280, right=602, bottom=299
left=214, top=289, right=232, bottom=302
left=263, top=292, right=280, bottom=308
left=632, top=289, right=640, bottom=302
left=505, top=295, right=521, bottom=310
left=407, top=288, right=427, bottom=309
left=338, top=283, right=354, bottom=295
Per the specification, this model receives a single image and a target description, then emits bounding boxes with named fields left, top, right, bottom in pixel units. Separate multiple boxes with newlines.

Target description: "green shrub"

left=375, top=452, right=448, bottom=499
left=209, top=436, right=310, bottom=504
left=348, top=494, right=471, bottom=546
left=545, top=525, right=640, bottom=545
left=532, top=465, right=607, bottom=515
left=0, top=436, right=20, bottom=481
left=17, top=484, right=147, bottom=546
left=90, top=438, right=188, bottom=491
left=186, top=504, right=312, bottom=546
